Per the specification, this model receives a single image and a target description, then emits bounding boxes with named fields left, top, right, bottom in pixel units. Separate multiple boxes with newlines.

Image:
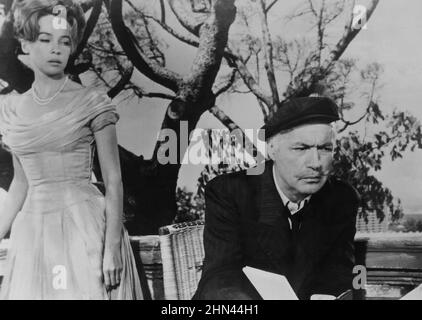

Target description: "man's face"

left=269, top=123, right=335, bottom=201
left=22, top=15, right=72, bottom=77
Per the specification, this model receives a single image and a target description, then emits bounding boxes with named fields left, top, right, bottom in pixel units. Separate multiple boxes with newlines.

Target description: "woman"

left=0, top=0, right=144, bottom=299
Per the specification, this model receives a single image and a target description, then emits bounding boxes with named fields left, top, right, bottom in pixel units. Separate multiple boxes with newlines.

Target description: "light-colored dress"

left=0, top=87, right=143, bottom=300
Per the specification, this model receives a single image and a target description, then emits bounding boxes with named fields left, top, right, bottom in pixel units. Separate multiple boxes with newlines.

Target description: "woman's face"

left=22, top=14, right=72, bottom=77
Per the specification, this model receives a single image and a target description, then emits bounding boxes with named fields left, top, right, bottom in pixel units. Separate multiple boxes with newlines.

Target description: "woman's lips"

left=48, top=60, right=61, bottom=66
left=302, top=176, right=322, bottom=183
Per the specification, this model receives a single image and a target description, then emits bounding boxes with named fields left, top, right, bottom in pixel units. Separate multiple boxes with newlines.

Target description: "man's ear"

left=267, top=138, right=275, bottom=160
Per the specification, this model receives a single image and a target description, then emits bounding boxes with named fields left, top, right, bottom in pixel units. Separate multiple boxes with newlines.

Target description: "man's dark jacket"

left=193, top=161, right=360, bottom=300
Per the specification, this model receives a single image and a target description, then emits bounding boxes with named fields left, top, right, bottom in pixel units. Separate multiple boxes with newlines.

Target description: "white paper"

left=243, top=266, right=299, bottom=300
left=400, top=284, right=422, bottom=300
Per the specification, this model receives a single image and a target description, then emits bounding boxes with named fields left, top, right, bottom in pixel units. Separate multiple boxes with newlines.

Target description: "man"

left=193, top=96, right=360, bottom=300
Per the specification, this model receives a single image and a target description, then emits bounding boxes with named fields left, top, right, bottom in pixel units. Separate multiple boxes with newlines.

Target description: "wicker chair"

left=159, top=220, right=205, bottom=300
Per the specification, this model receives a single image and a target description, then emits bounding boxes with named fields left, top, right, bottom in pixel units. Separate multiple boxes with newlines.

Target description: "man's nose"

left=307, top=147, right=322, bottom=170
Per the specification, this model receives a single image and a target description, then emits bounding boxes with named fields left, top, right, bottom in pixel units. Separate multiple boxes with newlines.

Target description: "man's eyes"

left=320, top=146, right=333, bottom=152
left=292, top=146, right=333, bottom=151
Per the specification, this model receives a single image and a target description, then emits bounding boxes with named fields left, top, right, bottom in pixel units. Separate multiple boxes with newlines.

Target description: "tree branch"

left=316, top=0, right=326, bottom=63
left=80, top=0, right=99, bottom=12
left=213, top=68, right=236, bottom=97
left=338, top=73, right=377, bottom=133
left=108, top=65, right=133, bottom=98
left=168, top=0, right=206, bottom=36
left=265, top=0, right=279, bottom=14
left=209, top=105, right=265, bottom=160
left=324, top=0, right=379, bottom=67
left=258, top=0, right=279, bottom=114
left=225, top=50, right=273, bottom=107
left=284, top=0, right=379, bottom=99
left=209, top=105, right=239, bottom=131
left=125, top=83, right=176, bottom=100
left=88, top=43, right=126, bottom=55
left=139, top=91, right=175, bottom=100
left=125, top=0, right=200, bottom=48
left=257, top=98, right=269, bottom=121
left=159, top=0, right=166, bottom=23
left=108, top=0, right=182, bottom=92
left=135, top=2, right=272, bottom=111
left=185, top=0, right=236, bottom=100
left=138, top=12, right=166, bottom=66
left=72, top=0, right=103, bottom=59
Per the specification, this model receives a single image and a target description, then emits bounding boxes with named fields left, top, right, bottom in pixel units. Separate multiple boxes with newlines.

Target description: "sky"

left=2, top=1, right=421, bottom=215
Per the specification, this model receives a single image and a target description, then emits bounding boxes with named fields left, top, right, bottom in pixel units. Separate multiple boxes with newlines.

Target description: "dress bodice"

left=18, top=142, right=94, bottom=186
left=0, top=86, right=120, bottom=212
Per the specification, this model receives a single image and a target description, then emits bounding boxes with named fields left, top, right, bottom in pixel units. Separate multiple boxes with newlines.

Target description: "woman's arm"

left=0, top=154, right=29, bottom=240
left=93, top=123, right=124, bottom=289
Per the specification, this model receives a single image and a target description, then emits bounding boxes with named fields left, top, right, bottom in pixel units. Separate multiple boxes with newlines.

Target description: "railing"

left=355, top=232, right=422, bottom=300
left=2, top=232, right=422, bottom=300
left=133, top=232, right=422, bottom=300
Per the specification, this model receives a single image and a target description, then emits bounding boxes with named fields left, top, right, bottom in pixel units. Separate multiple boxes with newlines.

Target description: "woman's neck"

left=32, top=72, right=67, bottom=98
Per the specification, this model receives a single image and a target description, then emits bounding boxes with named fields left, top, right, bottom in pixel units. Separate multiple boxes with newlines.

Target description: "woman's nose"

left=51, top=42, right=61, bottom=54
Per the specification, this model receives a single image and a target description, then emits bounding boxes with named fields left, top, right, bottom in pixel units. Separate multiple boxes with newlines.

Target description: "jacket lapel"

left=254, top=161, right=293, bottom=272
left=290, top=180, right=342, bottom=294
left=287, top=200, right=324, bottom=293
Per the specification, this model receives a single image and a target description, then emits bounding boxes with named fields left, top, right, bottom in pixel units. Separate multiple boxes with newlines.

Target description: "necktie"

left=284, top=203, right=304, bottom=263
left=290, top=210, right=303, bottom=235
left=285, top=201, right=304, bottom=235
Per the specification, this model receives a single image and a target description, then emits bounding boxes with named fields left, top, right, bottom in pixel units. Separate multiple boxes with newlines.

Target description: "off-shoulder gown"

left=0, top=86, right=143, bottom=299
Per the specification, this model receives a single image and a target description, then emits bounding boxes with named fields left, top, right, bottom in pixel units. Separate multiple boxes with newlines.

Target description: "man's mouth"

left=301, top=176, right=323, bottom=182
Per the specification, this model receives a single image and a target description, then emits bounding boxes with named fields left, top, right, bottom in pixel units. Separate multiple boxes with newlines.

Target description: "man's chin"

left=298, top=180, right=326, bottom=195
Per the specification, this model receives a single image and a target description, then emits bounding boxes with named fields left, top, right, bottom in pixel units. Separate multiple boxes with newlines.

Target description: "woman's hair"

left=12, top=0, right=86, bottom=52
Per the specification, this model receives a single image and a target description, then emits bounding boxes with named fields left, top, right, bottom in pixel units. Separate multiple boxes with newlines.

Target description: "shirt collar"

left=272, top=165, right=311, bottom=215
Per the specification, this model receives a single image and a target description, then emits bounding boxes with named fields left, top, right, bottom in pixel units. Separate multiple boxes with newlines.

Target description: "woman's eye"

left=39, top=39, right=49, bottom=43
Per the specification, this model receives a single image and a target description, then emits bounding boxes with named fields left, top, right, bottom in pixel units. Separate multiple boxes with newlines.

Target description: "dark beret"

left=262, top=96, right=339, bottom=140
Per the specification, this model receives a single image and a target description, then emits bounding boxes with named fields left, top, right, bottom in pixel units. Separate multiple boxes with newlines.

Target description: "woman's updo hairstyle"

left=12, top=0, right=86, bottom=53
